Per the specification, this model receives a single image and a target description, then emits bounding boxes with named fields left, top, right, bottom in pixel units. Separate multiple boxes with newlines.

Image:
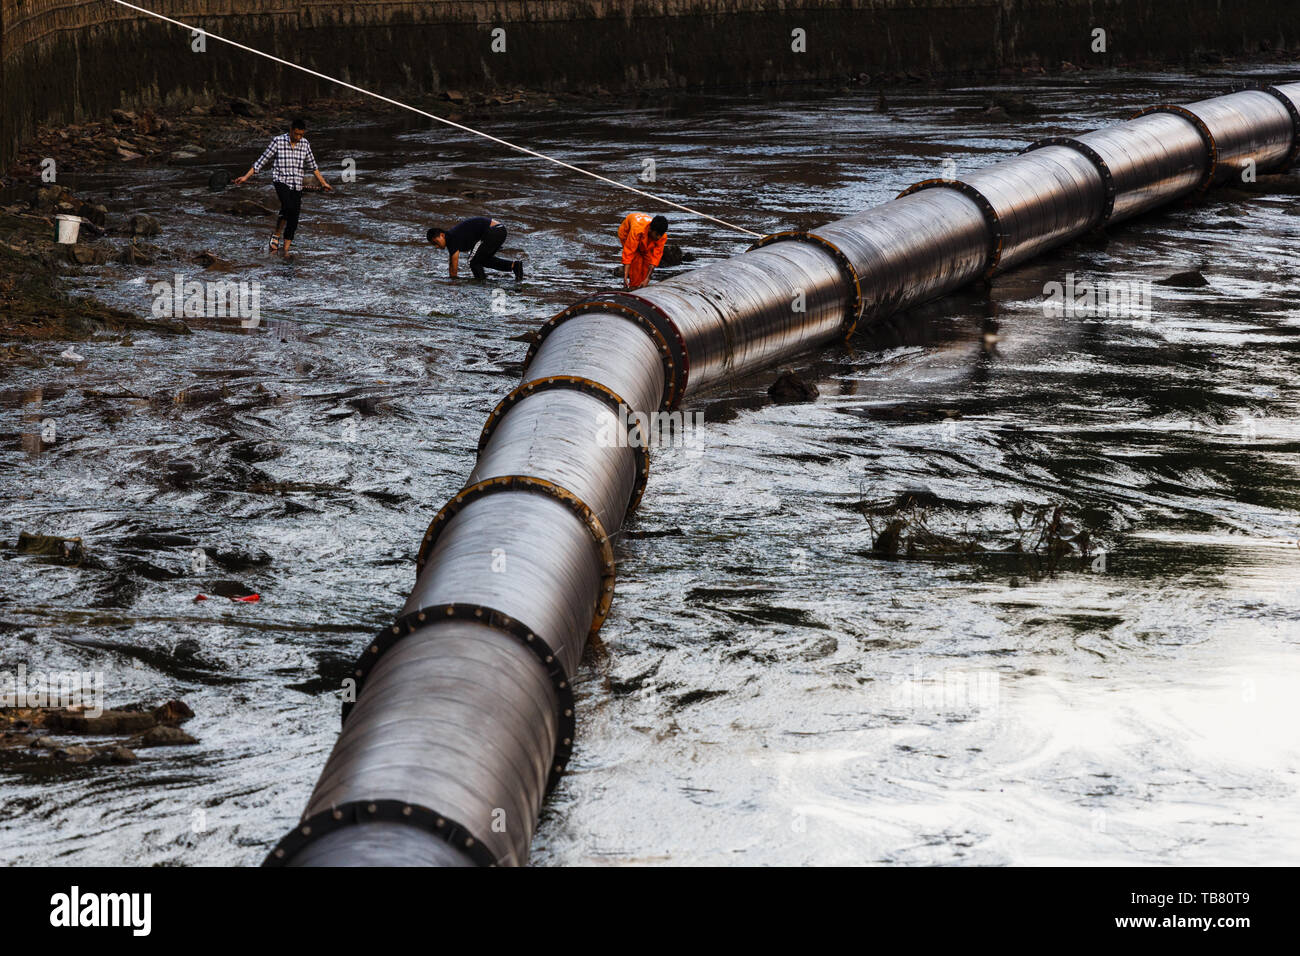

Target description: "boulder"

left=192, top=250, right=233, bottom=270
left=1156, top=269, right=1209, bottom=288
left=153, top=699, right=195, bottom=725
left=44, top=709, right=156, bottom=734
left=128, top=213, right=161, bottom=236
left=67, top=243, right=111, bottom=265
left=137, top=725, right=198, bottom=747
left=229, top=97, right=263, bottom=117
left=119, top=241, right=161, bottom=265
left=35, top=185, right=72, bottom=210
left=768, top=369, right=819, bottom=404
left=77, top=201, right=108, bottom=228
left=228, top=199, right=276, bottom=217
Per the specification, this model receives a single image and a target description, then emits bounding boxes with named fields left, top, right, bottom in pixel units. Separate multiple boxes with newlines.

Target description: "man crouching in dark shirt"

left=427, top=216, right=524, bottom=281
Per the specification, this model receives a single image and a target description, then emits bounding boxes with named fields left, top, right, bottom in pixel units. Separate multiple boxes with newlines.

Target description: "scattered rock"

left=153, top=700, right=195, bottom=725
left=661, top=243, right=687, bottom=267
left=110, top=109, right=137, bottom=126
left=191, top=250, right=233, bottom=270
left=206, top=579, right=256, bottom=599
left=77, top=202, right=108, bottom=229
left=228, top=199, right=276, bottom=217
left=117, top=147, right=144, bottom=162
left=990, top=93, right=1039, bottom=116
left=137, top=725, right=198, bottom=747
left=443, top=89, right=466, bottom=103
left=134, top=111, right=164, bottom=135
left=164, top=459, right=199, bottom=487
left=44, top=710, right=156, bottom=735
left=67, top=243, right=111, bottom=265
left=58, top=744, right=95, bottom=761
left=1156, top=269, right=1209, bottom=288
left=119, top=241, right=161, bottom=265
left=128, top=213, right=161, bottom=236
left=35, top=185, right=73, bottom=210
left=346, top=395, right=385, bottom=416
left=16, top=533, right=86, bottom=565
left=768, top=369, right=819, bottom=404
left=107, top=746, right=138, bottom=764
left=31, top=736, right=57, bottom=749
left=229, top=97, right=263, bottom=118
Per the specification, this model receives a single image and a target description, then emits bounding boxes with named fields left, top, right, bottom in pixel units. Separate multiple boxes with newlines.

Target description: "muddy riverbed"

left=2, top=65, right=1299, bottom=865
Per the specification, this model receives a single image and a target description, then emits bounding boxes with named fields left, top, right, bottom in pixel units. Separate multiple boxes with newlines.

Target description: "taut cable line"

left=105, top=0, right=763, bottom=237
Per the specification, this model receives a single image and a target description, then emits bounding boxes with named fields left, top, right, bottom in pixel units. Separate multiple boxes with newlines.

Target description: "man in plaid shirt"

left=234, top=117, right=333, bottom=258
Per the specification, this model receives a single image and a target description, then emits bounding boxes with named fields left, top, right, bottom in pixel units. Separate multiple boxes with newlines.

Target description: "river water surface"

left=2, top=64, right=1299, bottom=865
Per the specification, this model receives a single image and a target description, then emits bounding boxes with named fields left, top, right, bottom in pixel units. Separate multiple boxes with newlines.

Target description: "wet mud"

left=2, top=64, right=1299, bottom=865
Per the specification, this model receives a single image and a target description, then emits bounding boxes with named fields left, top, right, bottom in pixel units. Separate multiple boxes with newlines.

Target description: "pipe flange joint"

left=264, top=798, right=501, bottom=868
left=415, top=475, right=617, bottom=634
left=477, top=375, right=651, bottom=512
left=524, top=299, right=679, bottom=410
left=583, top=290, right=692, bottom=408
left=898, top=178, right=1003, bottom=279
left=748, top=231, right=863, bottom=339
left=1246, top=83, right=1300, bottom=170
left=1130, top=105, right=1219, bottom=195
left=1022, top=137, right=1116, bottom=226
left=341, top=601, right=578, bottom=791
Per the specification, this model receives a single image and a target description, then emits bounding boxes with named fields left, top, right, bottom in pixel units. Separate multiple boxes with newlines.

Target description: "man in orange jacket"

left=618, top=213, right=668, bottom=290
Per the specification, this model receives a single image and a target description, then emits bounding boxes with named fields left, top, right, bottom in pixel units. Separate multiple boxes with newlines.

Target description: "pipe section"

left=268, top=80, right=1300, bottom=866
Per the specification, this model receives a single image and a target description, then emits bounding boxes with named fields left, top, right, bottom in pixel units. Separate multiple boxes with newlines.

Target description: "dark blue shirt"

left=445, top=217, right=492, bottom=254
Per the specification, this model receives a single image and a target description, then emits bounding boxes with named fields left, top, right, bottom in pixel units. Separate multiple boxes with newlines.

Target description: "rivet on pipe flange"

left=262, top=799, right=500, bottom=868
left=1130, top=105, right=1219, bottom=195
left=476, top=374, right=652, bottom=511
left=1246, top=84, right=1300, bottom=169
left=524, top=299, right=679, bottom=411
left=1022, top=137, right=1117, bottom=226
left=898, top=178, right=1004, bottom=279
left=414, top=475, right=618, bottom=633
left=748, top=231, right=864, bottom=339
left=339, top=602, right=578, bottom=791
left=580, top=289, right=692, bottom=407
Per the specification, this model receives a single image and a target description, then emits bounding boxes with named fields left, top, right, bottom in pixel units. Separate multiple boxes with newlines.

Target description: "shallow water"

left=2, top=64, right=1299, bottom=865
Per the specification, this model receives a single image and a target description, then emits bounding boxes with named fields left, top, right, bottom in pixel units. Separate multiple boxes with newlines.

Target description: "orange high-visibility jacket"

left=618, top=212, right=666, bottom=288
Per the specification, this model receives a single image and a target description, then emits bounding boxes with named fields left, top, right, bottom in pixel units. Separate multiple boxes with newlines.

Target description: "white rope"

left=106, top=0, right=762, bottom=237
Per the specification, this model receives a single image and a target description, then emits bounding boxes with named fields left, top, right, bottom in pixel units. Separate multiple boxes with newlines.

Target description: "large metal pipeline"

left=266, top=81, right=1300, bottom=866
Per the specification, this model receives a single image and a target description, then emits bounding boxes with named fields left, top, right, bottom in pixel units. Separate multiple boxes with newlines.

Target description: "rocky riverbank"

left=0, top=87, right=591, bottom=355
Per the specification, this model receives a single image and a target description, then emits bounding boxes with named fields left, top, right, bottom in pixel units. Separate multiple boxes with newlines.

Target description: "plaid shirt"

left=252, top=133, right=318, bottom=189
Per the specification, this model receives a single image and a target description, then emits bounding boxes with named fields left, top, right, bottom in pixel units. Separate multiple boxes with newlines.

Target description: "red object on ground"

left=193, top=594, right=208, bottom=601
left=232, top=594, right=260, bottom=602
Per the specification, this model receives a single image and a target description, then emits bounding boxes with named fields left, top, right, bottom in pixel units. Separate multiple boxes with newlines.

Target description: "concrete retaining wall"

left=3, top=0, right=1297, bottom=166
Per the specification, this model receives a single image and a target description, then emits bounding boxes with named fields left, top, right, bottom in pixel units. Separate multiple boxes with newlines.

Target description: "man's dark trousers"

left=470, top=223, right=514, bottom=279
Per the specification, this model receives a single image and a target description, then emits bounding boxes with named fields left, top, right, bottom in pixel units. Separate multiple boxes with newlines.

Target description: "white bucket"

left=55, top=214, right=83, bottom=244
